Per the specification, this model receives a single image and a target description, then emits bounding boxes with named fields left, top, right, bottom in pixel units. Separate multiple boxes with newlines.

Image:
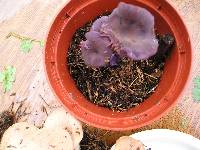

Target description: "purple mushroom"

left=80, top=2, right=158, bottom=67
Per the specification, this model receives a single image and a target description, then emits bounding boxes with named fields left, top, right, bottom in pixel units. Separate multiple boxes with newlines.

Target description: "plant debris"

left=6, top=32, right=44, bottom=53
left=0, top=66, right=16, bottom=92
left=67, top=14, right=175, bottom=111
left=0, top=102, right=29, bottom=140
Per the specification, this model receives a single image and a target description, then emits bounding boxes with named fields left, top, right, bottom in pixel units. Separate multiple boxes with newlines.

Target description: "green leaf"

left=20, top=39, right=33, bottom=53
left=6, top=66, right=16, bottom=75
left=192, top=76, right=200, bottom=102
left=0, top=66, right=16, bottom=92
left=3, top=81, right=13, bottom=92
left=194, top=76, right=200, bottom=88
left=7, top=66, right=16, bottom=82
left=0, top=72, right=5, bottom=82
left=192, top=88, right=200, bottom=102
left=39, top=40, right=45, bottom=47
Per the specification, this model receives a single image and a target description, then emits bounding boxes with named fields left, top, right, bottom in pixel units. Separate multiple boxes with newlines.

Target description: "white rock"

left=0, top=122, right=39, bottom=150
left=115, top=136, right=145, bottom=150
left=44, top=108, right=83, bottom=149
left=20, top=128, right=74, bottom=150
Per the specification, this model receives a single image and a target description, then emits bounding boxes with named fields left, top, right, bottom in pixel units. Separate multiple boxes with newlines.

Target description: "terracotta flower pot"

left=44, top=0, right=192, bottom=131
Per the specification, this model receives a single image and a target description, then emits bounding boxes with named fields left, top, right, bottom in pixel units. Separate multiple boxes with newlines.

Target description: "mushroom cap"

left=0, top=122, right=39, bottom=150
left=44, top=108, right=83, bottom=149
left=20, top=128, right=74, bottom=150
left=115, top=136, right=145, bottom=150
left=80, top=2, right=159, bottom=68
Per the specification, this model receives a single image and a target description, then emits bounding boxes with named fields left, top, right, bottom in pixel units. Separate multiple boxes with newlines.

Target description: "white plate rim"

left=111, top=129, right=200, bottom=150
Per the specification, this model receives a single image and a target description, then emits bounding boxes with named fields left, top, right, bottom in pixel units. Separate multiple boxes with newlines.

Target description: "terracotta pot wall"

left=45, top=0, right=192, bottom=130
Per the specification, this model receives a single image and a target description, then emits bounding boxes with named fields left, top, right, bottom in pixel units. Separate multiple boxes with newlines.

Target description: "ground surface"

left=0, top=0, right=200, bottom=144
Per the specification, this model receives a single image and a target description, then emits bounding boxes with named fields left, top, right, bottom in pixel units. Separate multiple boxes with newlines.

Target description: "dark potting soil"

left=67, top=14, right=175, bottom=111
left=0, top=111, right=15, bottom=139
left=80, top=128, right=110, bottom=150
